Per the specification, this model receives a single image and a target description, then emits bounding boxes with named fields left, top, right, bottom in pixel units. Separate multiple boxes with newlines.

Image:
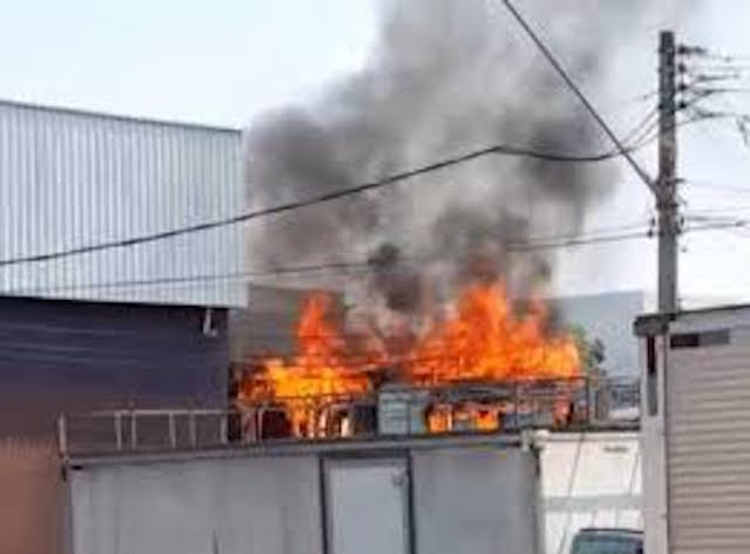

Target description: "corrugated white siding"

left=667, top=326, right=750, bottom=554
left=0, top=101, right=246, bottom=307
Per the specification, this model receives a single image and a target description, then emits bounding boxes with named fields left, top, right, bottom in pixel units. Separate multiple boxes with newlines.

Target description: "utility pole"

left=657, top=30, right=680, bottom=313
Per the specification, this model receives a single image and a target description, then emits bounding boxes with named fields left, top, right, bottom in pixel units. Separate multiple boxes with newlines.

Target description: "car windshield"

left=571, top=535, right=642, bottom=554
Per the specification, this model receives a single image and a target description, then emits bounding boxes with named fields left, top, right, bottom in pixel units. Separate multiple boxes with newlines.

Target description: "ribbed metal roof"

left=0, top=98, right=241, bottom=134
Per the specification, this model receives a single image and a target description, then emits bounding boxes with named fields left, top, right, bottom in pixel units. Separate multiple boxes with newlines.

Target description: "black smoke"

left=244, top=0, right=659, bottom=316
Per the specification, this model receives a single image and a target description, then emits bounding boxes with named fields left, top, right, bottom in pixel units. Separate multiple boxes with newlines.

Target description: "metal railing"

left=58, top=377, right=640, bottom=457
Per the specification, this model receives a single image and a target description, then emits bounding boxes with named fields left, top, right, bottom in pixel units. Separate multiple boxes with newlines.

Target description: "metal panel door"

left=325, top=458, right=410, bottom=554
left=666, top=326, right=750, bottom=553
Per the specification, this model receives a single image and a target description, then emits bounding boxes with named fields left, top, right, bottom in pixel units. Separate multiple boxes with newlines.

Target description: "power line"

left=9, top=218, right=744, bottom=302
left=618, top=109, right=723, bottom=154
left=641, top=110, right=746, bottom=145
left=684, top=217, right=750, bottom=230
left=691, top=87, right=750, bottom=95
left=621, top=106, right=659, bottom=146
left=0, top=140, right=654, bottom=270
left=8, top=264, right=376, bottom=296
left=8, top=223, right=654, bottom=296
left=496, top=0, right=656, bottom=195
left=510, top=229, right=652, bottom=250
left=98, top=219, right=750, bottom=288
left=0, top=110, right=717, bottom=289
left=598, top=89, right=660, bottom=112
left=0, top=5, right=662, bottom=272
left=687, top=63, right=750, bottom=73
left=685, top=180, right=750, bottom=194
left=684, top=206, right=750, bottom=217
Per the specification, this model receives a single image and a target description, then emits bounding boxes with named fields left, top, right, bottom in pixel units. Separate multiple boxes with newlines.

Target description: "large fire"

left=405, top=282, right=580, bottom=384
left=240, top=293, right=373, bottom=437
left=239, top=282, right=581, bottom=439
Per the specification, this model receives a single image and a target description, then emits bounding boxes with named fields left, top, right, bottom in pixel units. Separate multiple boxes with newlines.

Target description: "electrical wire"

left=620, top=106, right=659, bottom=146
left=597, top=89, right=659, bottom=113
left=0, top=137, right=658, bottom=270
left=687, top=64, right=750, bottom=73
left=690, top=52, right=750, bottom=63
left=496, top=0, right=656, bottom=195
left=692, top=87, right=750, bottom=95
left=684, top=206, right=750, bottom=217
left=7, top=223, right=654, bottom=296
left=0, top=6, right=699, bottom=278
left=684, top=180, right=750, bottom=194
left=0, top=110, right=723, bottom=297
left=684, top=218, right=750, bottom=232
left=679, top=49, right=750, bottom=147
left=0, top=3, right=664, bottom=273
left=622, top=110, right=727, bottom=152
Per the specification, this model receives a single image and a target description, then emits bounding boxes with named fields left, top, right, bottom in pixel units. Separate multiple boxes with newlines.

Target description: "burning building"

left=232, top=0, right=637, bottom=436
left=234, top=0, right=656, bottom=442
left=5, top=1, right=660, bottom=552
left=233, top=282, right=588, bottom=441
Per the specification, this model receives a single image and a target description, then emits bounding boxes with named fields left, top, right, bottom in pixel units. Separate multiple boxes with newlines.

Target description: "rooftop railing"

left=58, top=376, right=640, bottom=457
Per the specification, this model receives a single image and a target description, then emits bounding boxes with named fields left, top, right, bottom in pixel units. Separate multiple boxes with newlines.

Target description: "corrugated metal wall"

left=0, top=295, right=229, bottom=439
left=666, top=324, right=750, bottom=554
left=0, top=101, right=246, bottom=307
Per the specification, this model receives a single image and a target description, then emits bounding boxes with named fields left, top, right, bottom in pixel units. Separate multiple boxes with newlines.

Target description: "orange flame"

left=240, top=293, right=372, bottom=437
left=241, top=282, right=581, bottom=437
left=406, top=282, right=580, bottom=384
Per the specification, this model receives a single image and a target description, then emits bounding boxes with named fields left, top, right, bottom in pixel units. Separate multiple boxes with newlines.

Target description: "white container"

left=636, top=305, right=750, bottom=554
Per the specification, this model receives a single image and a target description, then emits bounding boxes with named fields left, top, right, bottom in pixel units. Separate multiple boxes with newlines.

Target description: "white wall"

left=541, top=432, right=642, bottom=554
left=70, top=455, right=323, bottom=554
left=69, top=440, right=541, bottom=554
left=412, top=447, right=541, bottom=554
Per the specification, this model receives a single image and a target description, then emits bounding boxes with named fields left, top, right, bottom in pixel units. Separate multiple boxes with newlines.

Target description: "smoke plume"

left=245, top=0, right=654, bottom=317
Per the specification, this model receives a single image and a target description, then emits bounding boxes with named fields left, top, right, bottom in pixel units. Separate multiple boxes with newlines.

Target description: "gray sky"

left=1, top=0, right=749, bottom=305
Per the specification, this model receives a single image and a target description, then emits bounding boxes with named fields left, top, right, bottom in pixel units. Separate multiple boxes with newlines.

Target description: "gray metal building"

left=0, top=100, right=245, bottom=431
left=0, top=101, right=245, bottom=554
left=0, top=294, right=229, bottom=438
left=0, top=100, right=246, bottom=307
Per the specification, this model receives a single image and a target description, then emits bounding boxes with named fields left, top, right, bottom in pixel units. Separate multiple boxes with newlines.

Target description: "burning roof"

left=239, top=281, right=580, bottom=438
